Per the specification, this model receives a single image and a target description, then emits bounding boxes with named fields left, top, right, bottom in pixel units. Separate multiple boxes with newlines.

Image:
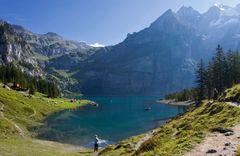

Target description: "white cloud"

left=89, top=43, right=105, bottom=47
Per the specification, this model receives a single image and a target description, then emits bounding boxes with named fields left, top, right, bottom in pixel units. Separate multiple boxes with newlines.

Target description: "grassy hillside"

left=220, top=84, right=240, bottom=102
left=0, top=137, right=93, bottom=156
left=0, top=84, right=92, bottom=156
left=2, top=83, right=240, bottom=156
left=100, top=86, right=240, bottom=156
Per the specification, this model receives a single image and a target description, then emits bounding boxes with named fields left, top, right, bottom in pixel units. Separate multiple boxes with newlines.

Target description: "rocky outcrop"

left=0, top=21, right=43, bottom=76
left=185, top=124, right=240, bottom=156
left=0, top=103, right=4, bottom=117
left=12, top=24, right=92, bottom=57
left=12, top=23, right=95, bottom=93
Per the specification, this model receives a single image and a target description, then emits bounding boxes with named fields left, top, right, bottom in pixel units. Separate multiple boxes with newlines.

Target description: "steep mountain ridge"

left=0, top=21, right=43, bottom=76
left=11, top=24, right=97, bottom=94
left=175, top=4, right=240, bottom=49
left=67, top=9, right=205, bottom=95
left=176, top=6, right=201, bottom=29
left=72, top=3, right=240, bottom=95
left=13, top=24, right=92, bottom=57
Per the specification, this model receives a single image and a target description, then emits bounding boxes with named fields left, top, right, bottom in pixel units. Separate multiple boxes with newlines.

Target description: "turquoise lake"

left=37, top=96, right=187, bottom=148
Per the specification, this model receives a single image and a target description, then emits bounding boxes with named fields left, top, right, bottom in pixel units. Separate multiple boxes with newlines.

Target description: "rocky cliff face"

left=177, top=4, right=240, bottom=50
left=68, top=10, right=205, bottom=95
left=0, top=21, right=43, bottom=76
left=13, top=25, right=91, bottom=57
left=73, top=4, right=240, bottom=95
left=11, top=24, right=96, bottom=93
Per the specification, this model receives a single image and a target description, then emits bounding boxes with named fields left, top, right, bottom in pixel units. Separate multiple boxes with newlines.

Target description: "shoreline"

left=0, top=84, right=95, bottom=155
left=157, top=99, right=195, bottom=106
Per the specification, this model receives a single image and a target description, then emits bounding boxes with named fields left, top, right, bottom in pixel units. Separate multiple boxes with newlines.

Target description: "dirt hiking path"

left=184, top=124, right=240, bottom=156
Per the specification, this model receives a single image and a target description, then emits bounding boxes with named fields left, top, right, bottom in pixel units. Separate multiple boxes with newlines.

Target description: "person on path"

left=94, top=135, right=99, bottom=152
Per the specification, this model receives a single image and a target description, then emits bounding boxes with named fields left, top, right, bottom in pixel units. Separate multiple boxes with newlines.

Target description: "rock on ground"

left=184, top=125, right=240, bottom=156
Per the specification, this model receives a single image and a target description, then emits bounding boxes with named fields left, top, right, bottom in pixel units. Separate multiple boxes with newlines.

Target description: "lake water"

left=37, top=96, right=187, bottom=148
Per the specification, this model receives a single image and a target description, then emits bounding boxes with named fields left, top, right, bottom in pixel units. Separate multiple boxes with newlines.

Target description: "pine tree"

left=29, top=82, right=35, bottom=95
left=205, top=61, right=214, bottom=100
left=0, top=64, right=61, bottom=97
left=212, top=45, right=226, bottom=95
left=195, top=59, right=206, bottom=101
left=233, top=50, right=240, bottom=83
left=226, top=49, right=235, bottom=87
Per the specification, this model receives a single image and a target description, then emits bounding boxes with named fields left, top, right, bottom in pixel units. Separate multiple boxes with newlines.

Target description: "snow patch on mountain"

left=214, top=3, right=228, bottom=11
left=89, top=43, right=105, bottom=47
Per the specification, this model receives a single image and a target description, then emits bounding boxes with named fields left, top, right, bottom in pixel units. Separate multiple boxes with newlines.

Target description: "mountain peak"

left=155, top=9, right=175, bottom=19
left=177, top=6, right=199, bottom=15
left=160, top=9, right=176, bottom=20
left=12, top=24, right=26, bottom=32
left=214, top=3, right=229, bottom=11
left=43, top=32, right=63, bottom=39
left=150, top=9, right=175, bottom=25
left=176, top=6, right=201, bottom=29
left=163, top=9, right=174, bottom=16
left=46, top=32, right=58, bottom=36
left=148, top=9, right=187, bottom=33
left=203, top=3, right=239, bottom=20
left=208, top=5, right=221, bottom=11
left=149, top=9, right=177, bottom=29
left=204, top=5, right=221, bottom=17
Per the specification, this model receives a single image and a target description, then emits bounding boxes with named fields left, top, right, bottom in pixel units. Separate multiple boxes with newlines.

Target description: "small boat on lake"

left=90, top=102, right=99, bottom=107
left=145, top=107, right=151, bottom=111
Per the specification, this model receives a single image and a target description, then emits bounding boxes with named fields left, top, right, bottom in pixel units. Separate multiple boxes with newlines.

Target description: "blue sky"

left=0, top=0, right=239, bottom=46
